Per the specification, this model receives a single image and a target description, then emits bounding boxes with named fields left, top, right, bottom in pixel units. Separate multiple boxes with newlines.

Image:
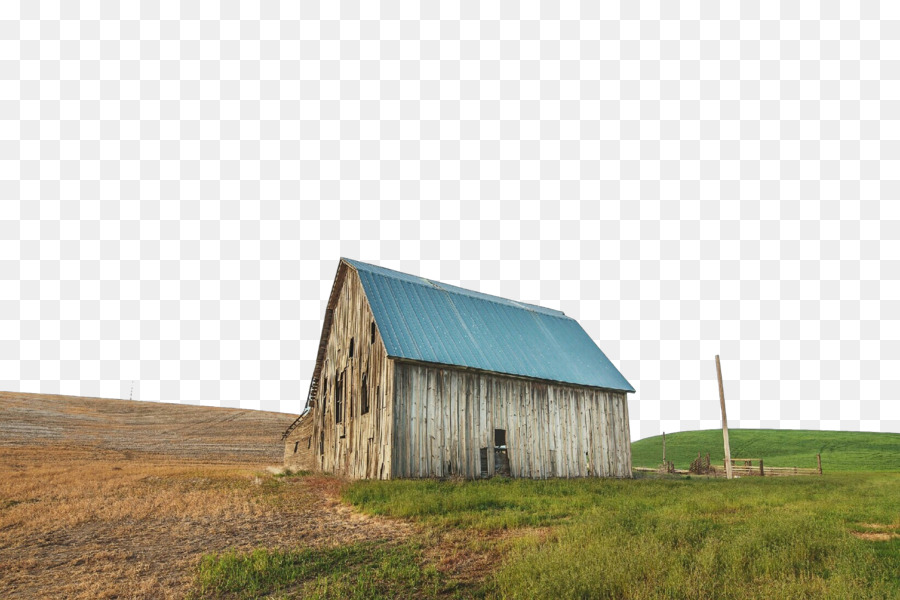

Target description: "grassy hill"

left=631, top=429, right=900, bottom=472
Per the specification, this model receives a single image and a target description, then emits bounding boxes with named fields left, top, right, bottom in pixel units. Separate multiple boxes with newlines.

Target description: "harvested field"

left=0, top=392, right=413, bottom=599
left=0, top=390, right=294, bottom=464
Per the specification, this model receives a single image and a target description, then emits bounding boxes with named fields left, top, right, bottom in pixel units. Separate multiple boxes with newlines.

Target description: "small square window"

left=494, top=429, right=506, bottom=448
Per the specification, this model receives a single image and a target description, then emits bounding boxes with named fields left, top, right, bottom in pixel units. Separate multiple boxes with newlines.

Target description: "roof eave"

left=388, top=355, right=635, bottom=395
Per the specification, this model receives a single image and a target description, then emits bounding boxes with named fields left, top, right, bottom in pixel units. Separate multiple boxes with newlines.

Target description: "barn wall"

left=283, top=413, right=316, bottom=471
left=306, top=267, right=393, bottom=479
left=391, top=361, right=632, bottom=479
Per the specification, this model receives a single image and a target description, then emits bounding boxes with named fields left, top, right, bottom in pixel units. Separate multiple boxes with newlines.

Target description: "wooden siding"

left=392, top=361, right=632, bottom=479
left=283, top=413, right=315, bottom=471
left=302, top=266, right=393, bottom=479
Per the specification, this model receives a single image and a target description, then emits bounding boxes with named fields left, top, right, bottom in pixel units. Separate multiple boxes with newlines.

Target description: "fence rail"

left=635, top=454, right=823, bottom=478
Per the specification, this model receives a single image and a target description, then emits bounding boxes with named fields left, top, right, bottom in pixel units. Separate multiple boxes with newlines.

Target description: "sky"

left=1, top=1, right=898, bottom=440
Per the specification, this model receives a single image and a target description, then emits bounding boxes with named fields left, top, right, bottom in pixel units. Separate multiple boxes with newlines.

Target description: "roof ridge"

left=341, top=257, right=568, bottom=318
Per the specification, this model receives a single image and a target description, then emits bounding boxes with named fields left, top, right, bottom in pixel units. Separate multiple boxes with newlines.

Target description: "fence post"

left=716, top=355, right=733, bottom=479
left=817, top=453, right=822, bottom=475
left=759, top=458, right=764, bottom=477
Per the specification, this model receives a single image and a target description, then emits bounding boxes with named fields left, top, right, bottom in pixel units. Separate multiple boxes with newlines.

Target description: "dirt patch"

left=851, top=531, right=900, bottom=541
left=857, top=522, right=899, bottom=530
left=0, top=392, right=414, bottom=599
left=0, top=446, right=414, bottom=599
left=851, top=523, right=900, bottom=541
left=422, top=526, right=554, bottom=586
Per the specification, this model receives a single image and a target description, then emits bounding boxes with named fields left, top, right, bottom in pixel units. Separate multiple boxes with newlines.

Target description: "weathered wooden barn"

left=282, top=258, right=635, bottom=480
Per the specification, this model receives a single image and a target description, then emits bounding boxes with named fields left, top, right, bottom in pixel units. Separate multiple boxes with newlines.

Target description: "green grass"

left=631, top=429, right=900, bottom=472
left=343, top=477, right=591, bottom=531
left=187, top=541, right=446, bottom=600
left=274, top=468, right=313, bottom=478
left=346, top=474, right=900, bottom=599
left=190, top=430, right=900, bottom=599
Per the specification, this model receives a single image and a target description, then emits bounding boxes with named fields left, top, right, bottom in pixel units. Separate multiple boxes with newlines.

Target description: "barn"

left=282, top=258, right=635, bottom=480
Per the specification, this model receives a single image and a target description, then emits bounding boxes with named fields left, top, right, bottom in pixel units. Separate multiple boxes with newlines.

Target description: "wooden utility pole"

left=716, top=355, right=733, bottom=479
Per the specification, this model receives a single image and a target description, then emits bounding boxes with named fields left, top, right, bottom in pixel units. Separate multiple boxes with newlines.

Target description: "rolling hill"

left=631, top=428, right=900, bottom=472
left=0, top=390, right=296, bottom=463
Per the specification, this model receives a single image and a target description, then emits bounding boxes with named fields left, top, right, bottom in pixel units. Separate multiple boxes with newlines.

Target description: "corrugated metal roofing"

left=343, top=258, right=635, bottom=393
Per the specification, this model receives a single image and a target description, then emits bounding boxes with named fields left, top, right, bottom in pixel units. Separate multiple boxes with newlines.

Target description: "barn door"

left=493, top=428, right=510, bottom=476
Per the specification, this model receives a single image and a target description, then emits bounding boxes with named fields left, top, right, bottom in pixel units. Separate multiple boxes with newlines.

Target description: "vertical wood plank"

left=451, top=369, right=457, bottom=477
left=428, top=368, right=438, bottom=477
left=479, top=374, right=487, bottom=477
left=436, top=368, right=445, bottom=477
left=466, top=374, right=475, bottom=478
left=486, top=374, right=494, bottom=476
left=419, top=365, right=427, bottom=477
left=442, top=369, right=451, bottom=477
left=465, top=372, right=470, bottom=477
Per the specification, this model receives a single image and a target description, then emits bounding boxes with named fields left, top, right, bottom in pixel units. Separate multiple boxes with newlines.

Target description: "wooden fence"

left=726, top=455, right=822, bottom=477
left=634, top=454, right=823, bottom=478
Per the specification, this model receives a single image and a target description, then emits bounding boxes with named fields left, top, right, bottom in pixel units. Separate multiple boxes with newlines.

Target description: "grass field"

left=346, top=474, right=900, bottom=599
left=631, top=428, right=900, bottom=472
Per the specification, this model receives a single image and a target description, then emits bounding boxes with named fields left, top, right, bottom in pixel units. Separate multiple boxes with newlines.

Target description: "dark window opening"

left=335, top=373, right=343, bottom=423
left=319, top=431, right=324, bottom=455
left=307, top=437, right=311, bottom=449
left=349, top=371, right=355, bottom=419
left=480, top=448, right=489, bottom=478
left=370, top=321, right=376, bottom=344
left=321, top=377, right=327, bottom=404
left=494, top=429, right=507, bottom=448
left=361, top=372, right=369, bottom=414
left=293, top=441, right=299, bottom=454
left=349, top=338, right=354, bottom=358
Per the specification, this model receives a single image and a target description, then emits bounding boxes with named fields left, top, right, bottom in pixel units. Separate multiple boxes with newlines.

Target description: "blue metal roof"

left=343, top=258, right=635, bottom=393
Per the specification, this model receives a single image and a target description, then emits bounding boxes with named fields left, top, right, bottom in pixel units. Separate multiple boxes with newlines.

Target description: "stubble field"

left=0, top=392, right=412, bottom=599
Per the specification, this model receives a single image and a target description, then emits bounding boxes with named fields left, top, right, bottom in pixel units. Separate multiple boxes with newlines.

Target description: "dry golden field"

left=0, top=392, right=412, bottom=599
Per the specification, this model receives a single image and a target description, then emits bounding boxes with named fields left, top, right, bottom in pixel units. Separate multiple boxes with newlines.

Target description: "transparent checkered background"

left=1, top=2, right=897, bottom=440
